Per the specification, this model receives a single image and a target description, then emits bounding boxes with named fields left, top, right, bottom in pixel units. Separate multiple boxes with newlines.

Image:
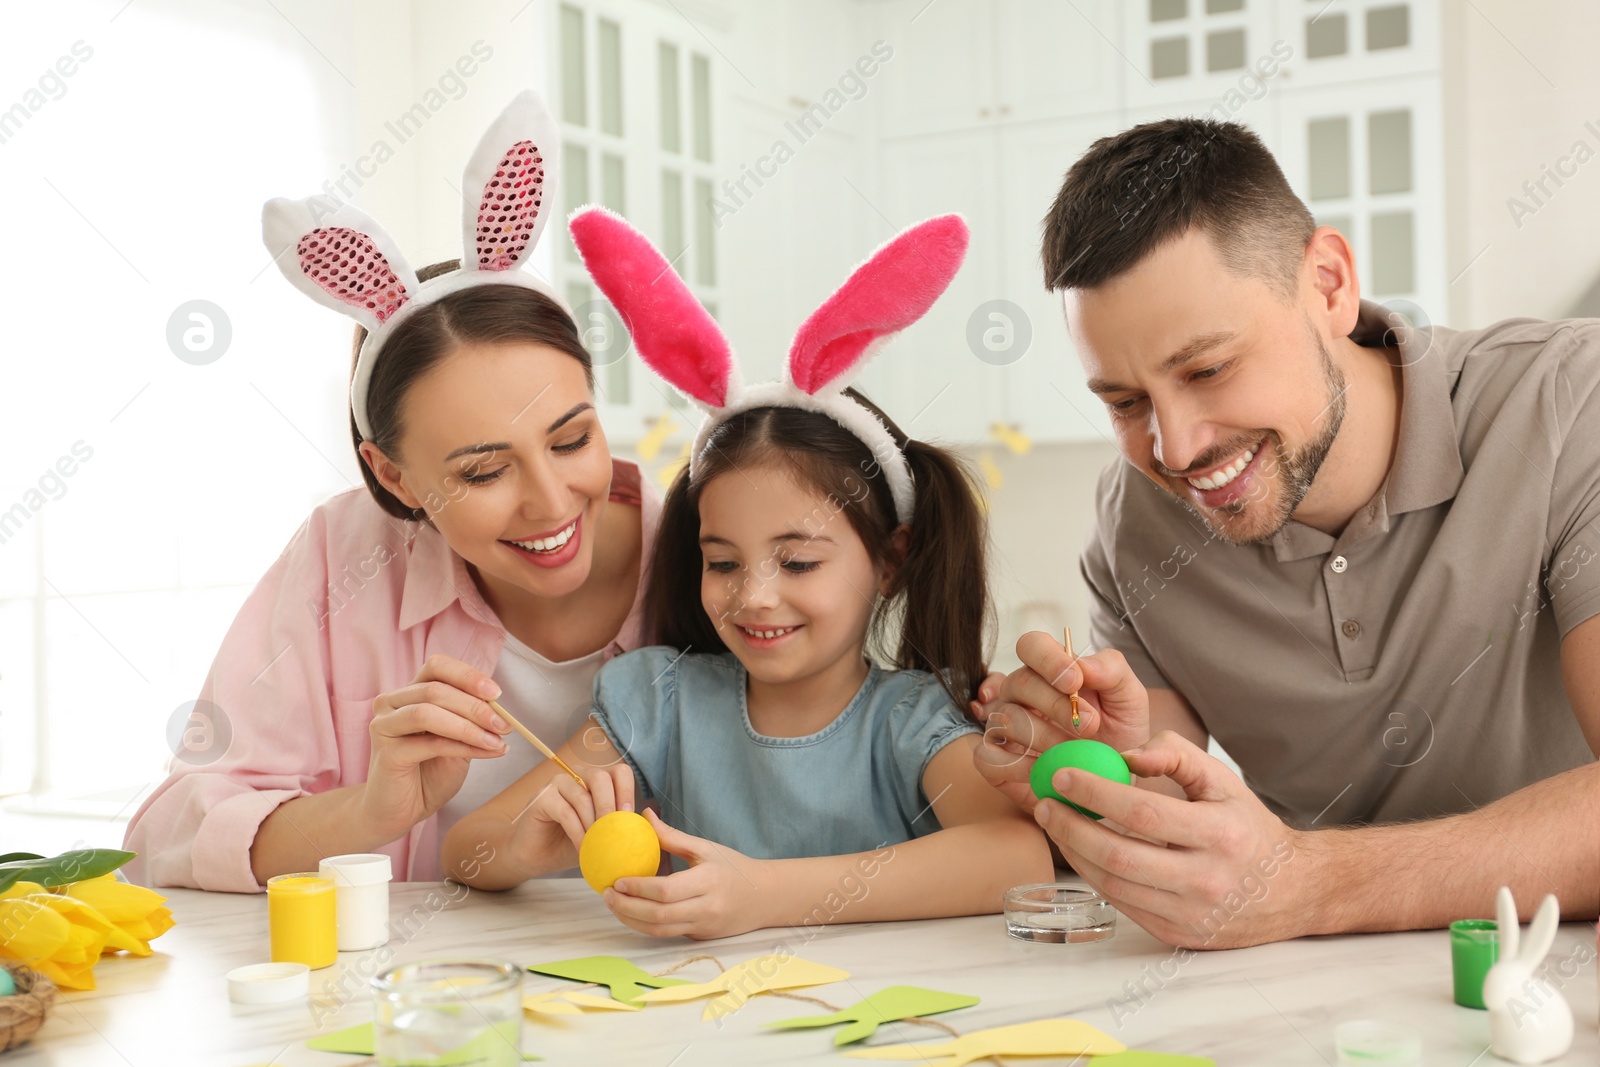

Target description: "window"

left=1150, top=0, right=1186, bottom=21
left=598, top=18, right=623, bottom=136
left=1370, top=211, right=1414, bottom=294
left=1306, top=12, right=1347, bottom=58
left=661, top=170, right=685, bottom=263
left=1368, top=109, right=1412, bottom=194
left=0, top=5, right=351, bottom=807
left=1207, top=28, right=1246, bottom=71
left=658, top=42, right=681, bottom=154
left=1308, top=117, right=1351, bottom=200
left=1366, top=5, right=1410, bottom=50
left=560, top=4, right=587, bottom=125
left=563, top=148, right=589, bottom=263
left=1151, top=37, right=1189, bottom=78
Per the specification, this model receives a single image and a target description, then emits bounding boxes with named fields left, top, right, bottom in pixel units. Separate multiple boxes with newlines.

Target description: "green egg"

left=1029, top=739, right=1131, bottom=820
left=0, top=968, right=14, bottom=997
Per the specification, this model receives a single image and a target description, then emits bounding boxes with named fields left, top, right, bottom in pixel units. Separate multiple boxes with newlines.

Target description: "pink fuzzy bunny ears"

left=568, top=207, right=969, bottom=522
left=262, top=90, right=561, bottom=439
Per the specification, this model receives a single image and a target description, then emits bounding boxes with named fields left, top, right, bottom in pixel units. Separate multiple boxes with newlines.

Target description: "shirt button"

left=1330, top=556, right=1349, bottom=573
left=1341, top=619, right=1362, bottom=639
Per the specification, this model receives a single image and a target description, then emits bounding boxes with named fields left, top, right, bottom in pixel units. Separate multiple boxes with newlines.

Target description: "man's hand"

left=604, top=810, right=775, bottom=940
left=1034, top=729, right=1311, bottom=949
left=974, top=632, right=1153, bottom=813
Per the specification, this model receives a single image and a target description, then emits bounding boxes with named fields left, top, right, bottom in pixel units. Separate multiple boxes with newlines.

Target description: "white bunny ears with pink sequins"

left=262, top=90, right=559, bottom=439
left=568, top=208, right=969, bottom=523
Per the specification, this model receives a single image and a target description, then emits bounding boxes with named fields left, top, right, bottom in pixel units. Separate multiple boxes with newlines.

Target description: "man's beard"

left=1172, top=328, right=1347, bottom=547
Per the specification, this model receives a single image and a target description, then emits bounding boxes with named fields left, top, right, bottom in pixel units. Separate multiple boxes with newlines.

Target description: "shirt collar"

left=1272, top=299, right=1465, bottom=562
left=397, top=521, right=499, bottom=631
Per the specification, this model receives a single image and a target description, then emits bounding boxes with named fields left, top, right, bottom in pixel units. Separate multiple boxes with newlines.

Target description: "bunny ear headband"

left=262, top=89, right=562, bottom=440
left=568, top=207, right=969, bottom=523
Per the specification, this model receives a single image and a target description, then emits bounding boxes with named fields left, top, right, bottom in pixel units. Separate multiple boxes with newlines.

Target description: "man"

left=976, top=118, right=1600, bottom=949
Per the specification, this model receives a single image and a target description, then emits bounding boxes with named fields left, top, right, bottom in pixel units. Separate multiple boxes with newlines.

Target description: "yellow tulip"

left=61, top=874, right=175, bottom=953
left=0, top=874, right=177, bottom=990
left=0, top=894, right=103, bottom=990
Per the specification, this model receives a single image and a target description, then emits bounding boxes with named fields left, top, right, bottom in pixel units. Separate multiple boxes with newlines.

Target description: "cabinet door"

left=870, top=0, right=998, bottom=138
left=996, top=116, right=1122, bottom=445
left=717, top=98, right=873, bottom=388
left=1276, top=77, right=1444, bottom=317
left=996, top=0, right=1123, bottom=123
left=877, top=125, right=1006, bottom=443
left=1118, top=0, right=1280, bottom=113
left=1275, top=0, right=1439, bottom=90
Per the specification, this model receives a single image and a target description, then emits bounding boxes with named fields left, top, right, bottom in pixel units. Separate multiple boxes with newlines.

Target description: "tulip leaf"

left=0, top=853, right=45, bottom=865
left=0, top=849, right=136, bottom=893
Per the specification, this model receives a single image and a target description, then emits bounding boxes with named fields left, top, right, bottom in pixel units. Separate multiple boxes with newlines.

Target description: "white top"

left=435, top=631, right=606, bottom=849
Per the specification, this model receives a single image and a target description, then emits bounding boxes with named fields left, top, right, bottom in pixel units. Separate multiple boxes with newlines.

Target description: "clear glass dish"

left=1003, top=882, right=1116, bottom=944
left=371, top=959, right=522, bottom=1067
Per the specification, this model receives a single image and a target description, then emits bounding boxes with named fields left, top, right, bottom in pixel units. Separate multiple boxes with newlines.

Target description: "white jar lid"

left=319, top=853, right=393, bottom=886
left=226, top=962, right=310, bottom=1004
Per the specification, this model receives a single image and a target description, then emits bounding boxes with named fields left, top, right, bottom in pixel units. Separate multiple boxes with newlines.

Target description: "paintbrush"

left=1064, top=627, right=1081, bottom=731
left=488, top=699, right=590, bottom=790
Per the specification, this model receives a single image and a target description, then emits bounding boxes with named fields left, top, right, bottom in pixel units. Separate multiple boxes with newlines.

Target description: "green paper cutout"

left=525, top=955, right=692, bottom=1004
left=1095, top=1053, right=1215, bottom=1066
left=765, top=985, right=980, bottom=1045
left=304, top=1021, right=540, bottom=1061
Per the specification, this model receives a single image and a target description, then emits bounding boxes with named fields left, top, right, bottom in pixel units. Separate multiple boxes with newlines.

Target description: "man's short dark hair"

left=1041, top=118, right=1315, bottom=298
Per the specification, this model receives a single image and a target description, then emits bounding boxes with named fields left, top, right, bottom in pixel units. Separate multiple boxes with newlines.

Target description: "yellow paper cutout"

left=843, top=1018, right=1124, bottom=1066
left=635, top=954, right=849, bottom=1020
left=978, top=450, right=1004, bottom=490
left=990, top=422, right=1033, bottom=456
left=637, top=414, right=680, bottom=462
left=523, top=990, right=642, bottom=1018
left=655, top=440, right=692, bottom=488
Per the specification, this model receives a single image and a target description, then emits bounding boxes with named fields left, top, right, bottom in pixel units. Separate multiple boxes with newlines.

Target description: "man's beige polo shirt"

left=1083, top=299, right=1599, bottom=827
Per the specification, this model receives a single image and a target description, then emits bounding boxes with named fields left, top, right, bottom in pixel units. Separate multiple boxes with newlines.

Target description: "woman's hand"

left=358, top=655, right=512, bottom=842
left=604, top=810, right=773, bottom=939
left=505, top=763, right=637, bottom=876
left=973, top=632, right=1151, bottom=813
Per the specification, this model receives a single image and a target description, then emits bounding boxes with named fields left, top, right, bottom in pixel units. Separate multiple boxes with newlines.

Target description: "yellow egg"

left=578, top=811, right=660, bottom=893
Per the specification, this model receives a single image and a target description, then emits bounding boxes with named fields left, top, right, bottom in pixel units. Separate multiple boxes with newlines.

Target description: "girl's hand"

left=506, top=764, right=638, bottom=875
left=359, top=655, right=512, bottom=842
left=604, top=809, right=773, bottom=939
left=973, top=633, right=1150, bottom=813
left=967, top=670, right=1007, bottom=722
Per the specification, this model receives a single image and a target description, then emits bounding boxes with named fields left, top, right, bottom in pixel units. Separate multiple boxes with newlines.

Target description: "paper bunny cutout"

left=568, top=206, right=970, bottom=522
left=1483, top=886, right=1574, bottom=1064
left=262, top=89, right=562, bottom=439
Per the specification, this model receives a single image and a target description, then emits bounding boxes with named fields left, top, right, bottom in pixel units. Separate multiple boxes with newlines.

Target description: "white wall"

left=1442, top=0, right=1600, bottom=325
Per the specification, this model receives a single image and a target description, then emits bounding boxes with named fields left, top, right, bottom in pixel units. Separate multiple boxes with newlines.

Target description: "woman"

left=123, top=91, right=655, bottom=891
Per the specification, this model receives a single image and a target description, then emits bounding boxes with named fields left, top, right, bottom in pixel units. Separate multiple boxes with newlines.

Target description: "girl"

left=124, top=92, right=660, bottom=891
left=441, top=210, right=1051, bottom=938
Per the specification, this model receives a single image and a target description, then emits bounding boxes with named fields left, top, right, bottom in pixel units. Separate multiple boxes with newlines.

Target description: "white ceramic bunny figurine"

left=1482, top=886, right=1573, bottom=1064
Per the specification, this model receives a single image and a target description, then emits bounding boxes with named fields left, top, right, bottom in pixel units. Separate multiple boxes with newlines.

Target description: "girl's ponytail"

left=886, top=440, right=991, bottom=713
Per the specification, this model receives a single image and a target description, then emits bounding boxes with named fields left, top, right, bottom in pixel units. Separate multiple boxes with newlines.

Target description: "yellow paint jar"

left=267, top=873, right=337, bottom=969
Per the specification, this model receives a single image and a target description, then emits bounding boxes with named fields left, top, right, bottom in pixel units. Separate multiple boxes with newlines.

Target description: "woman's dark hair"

left=1041, top=117, right=1314, bottom=298
left=350, top=260, right=594, bottom=520
left=643, top=389, right=992, bottom=712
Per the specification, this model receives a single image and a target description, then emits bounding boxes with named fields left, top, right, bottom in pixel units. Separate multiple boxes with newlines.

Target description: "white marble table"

left=8, top=880, right=1597, bottom=1066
